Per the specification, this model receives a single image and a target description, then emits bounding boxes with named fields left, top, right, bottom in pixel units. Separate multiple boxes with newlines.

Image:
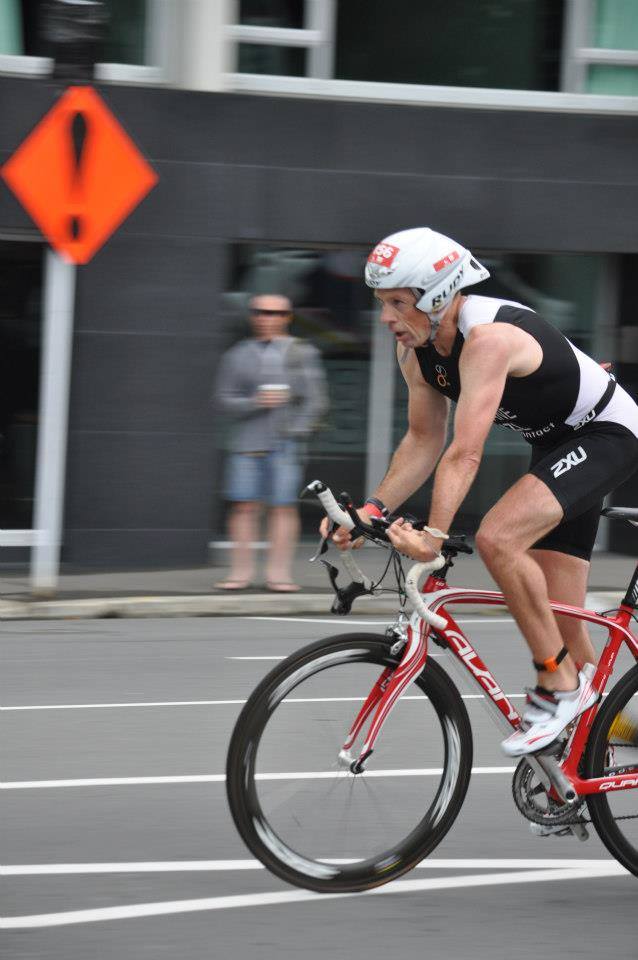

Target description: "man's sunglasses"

left=250, top=308, right=291, bottom=317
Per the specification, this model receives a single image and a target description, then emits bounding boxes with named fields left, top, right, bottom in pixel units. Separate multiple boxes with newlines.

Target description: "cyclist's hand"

left=387, top=517, right=440, bottom=561
left=319, top=508, right=369, bottom=550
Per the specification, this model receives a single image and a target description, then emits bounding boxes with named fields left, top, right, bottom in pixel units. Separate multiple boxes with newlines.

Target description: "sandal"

left=265, top=581, right=301, bottom=593
left=214, top=579, right=252, bottom=591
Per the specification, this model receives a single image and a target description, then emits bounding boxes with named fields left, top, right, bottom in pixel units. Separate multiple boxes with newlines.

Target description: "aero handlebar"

left=304, top=480, right=448, bottom=631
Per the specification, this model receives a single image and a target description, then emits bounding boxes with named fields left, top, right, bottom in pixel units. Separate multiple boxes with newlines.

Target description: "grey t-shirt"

left=214, top=336, right=327, bottom=452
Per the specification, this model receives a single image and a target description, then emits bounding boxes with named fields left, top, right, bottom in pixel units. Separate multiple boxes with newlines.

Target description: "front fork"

left=338, top=612, right=430, bottom=774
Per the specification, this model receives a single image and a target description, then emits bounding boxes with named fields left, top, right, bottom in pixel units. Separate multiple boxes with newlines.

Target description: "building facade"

left=0, top=0, right=637, bottom=580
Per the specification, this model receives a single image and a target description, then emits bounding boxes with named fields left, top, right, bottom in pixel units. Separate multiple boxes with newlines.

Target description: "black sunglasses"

left=250, top=308, right=291, bottom=317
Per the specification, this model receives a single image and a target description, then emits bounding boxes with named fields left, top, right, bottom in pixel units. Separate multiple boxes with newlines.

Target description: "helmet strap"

left=428, top=313, right=442, bottom=342
left=412, top=287, right=447, bottom=343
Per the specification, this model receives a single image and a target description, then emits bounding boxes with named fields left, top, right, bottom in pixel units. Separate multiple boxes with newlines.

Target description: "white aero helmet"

left=365, top=227, right=490, bottom=339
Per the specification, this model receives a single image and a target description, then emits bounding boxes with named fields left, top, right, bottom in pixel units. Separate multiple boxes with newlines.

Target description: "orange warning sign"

left=1, top=85, right=158, bottom=264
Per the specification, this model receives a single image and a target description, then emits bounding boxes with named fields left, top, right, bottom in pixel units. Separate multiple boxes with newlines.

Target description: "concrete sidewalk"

left=0, top=542, right=635, bottom=620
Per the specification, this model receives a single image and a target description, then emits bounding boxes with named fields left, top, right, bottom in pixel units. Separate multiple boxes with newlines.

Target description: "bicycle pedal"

left=529, top=822, right=589, bottom=841
left=569, top=822, right=590, bottom=842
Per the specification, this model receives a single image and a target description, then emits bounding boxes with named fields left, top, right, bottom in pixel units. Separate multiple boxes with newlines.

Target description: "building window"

left=335, top=0, right=565, bottom=91
left=239, top=0, right=304, bottom=29
left=1, top=0, right=151, bottom=65
left=238, top=43, right=306, bottom=77
left=103, top=0, right=147, bottom=66
left=587, top=0, right=638, bottom=94
left=0, top=240, right=43, bottom=530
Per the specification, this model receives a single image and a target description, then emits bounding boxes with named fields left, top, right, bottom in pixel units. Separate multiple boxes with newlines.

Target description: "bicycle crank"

left=512, top=758, right=587, bottom=830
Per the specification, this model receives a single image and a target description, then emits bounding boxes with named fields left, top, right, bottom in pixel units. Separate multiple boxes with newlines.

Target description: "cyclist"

left=323, top=226, right=638, bottom=757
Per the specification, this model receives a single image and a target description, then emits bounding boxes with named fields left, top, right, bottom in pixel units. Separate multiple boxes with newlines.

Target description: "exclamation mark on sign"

left=69, top=110, right=88, bottom=242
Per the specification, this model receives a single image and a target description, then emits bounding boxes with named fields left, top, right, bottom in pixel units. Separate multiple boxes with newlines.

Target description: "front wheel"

left=226, top=632, right=473, bottom=892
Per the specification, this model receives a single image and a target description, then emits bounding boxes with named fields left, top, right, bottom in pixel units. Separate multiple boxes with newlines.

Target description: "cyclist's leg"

left=477, top=478, right=601, bottom=756
left=531, top=500, right=601, bottom=667
left=479, top=424, right=638, bottom=691
left=531, top=548, right=597, bottom=666
left=480, top=426, right=638, bottom=754
left=475, top=473, right=580, bottom=692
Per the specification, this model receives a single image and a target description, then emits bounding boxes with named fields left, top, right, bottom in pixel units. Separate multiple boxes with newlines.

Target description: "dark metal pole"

left=39, top=0, right=109, bottom=81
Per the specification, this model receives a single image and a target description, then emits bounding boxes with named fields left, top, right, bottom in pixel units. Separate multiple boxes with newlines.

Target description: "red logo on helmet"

left=433, top=250, right=460, bottom=272
left=368, top=243, right=400, bottom=267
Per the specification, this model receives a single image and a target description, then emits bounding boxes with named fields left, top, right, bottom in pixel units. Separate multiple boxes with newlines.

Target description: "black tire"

left=585, top=663, right=638, bottom=876
left=226, top=632, right=473, bottom=893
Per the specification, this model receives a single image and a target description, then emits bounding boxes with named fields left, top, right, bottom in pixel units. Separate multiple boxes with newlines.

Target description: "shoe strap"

left=525, top=686, right=559, bottom=716
left=532, top=645, right=568, bottom=673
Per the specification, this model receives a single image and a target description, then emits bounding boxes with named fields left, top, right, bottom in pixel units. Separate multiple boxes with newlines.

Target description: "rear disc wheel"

left=585, top=663, right=638, bottom=875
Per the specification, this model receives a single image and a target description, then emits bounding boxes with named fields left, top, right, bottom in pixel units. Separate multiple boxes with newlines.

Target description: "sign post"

left=1, top=84, right=158, bottom=594
left=32, top=251, right=76, bottom=595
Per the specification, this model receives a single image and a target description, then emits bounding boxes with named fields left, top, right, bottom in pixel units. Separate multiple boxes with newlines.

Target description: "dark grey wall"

left=2, top=77, right=638, bottom=565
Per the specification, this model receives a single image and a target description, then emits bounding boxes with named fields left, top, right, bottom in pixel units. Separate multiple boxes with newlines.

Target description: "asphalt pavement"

left=3, top=614, right=638, bottom=959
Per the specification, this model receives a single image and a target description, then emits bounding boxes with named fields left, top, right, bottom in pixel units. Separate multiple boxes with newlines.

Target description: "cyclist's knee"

left=475, top=523, right=513, bottom=566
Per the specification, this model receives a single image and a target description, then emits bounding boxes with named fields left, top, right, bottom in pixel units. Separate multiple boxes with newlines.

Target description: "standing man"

left=215, top=293, right=327, bottom=592
left=325, top=227, right=638, bottom=756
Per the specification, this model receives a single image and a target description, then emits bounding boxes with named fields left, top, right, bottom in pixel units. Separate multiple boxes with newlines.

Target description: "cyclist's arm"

left=370, top=346, right=449, bottom=512
left=426, top=325, right=512, bottom=540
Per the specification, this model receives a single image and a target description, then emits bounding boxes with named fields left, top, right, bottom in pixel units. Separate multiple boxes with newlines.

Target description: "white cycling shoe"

left=502, top=666, right=599, bottom=758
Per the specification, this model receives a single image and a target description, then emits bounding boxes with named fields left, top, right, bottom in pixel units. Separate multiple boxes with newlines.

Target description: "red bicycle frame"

left=342, top=575, right=638, bottom=795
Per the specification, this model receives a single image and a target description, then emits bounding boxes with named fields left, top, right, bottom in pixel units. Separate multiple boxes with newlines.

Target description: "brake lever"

left=308, top=537, right=329, bottom=563
left=308, top=515, right=339, bottom=563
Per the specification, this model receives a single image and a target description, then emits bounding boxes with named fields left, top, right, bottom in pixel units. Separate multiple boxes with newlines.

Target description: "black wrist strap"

left=533, top=645, right=569, bottom=673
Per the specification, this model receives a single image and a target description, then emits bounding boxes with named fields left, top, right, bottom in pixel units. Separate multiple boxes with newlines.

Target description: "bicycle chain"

left=512, top=757, right=638, bottom=827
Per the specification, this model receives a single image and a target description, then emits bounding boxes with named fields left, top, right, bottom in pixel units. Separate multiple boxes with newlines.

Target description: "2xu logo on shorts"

left=550, top=445, right=587, bottom=479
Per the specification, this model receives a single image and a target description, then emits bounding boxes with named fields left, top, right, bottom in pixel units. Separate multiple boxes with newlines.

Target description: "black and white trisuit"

left=414, top=296, right=638, bottom=559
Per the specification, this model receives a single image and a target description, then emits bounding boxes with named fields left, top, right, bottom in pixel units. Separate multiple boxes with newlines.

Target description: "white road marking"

left=0, top=700, right=249, bottom=711
left=0, top=693, right=524, bottom=712
left=1, top=865, right=625, bottom=929
left=2, top=858, right=618, bottom=876
left=1, top=766, right=515, bottom=789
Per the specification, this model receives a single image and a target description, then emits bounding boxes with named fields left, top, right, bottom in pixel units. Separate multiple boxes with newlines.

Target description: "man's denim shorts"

left=224, top=441, right=303, bottom=506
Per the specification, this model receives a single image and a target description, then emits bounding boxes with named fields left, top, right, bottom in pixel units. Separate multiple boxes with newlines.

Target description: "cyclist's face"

left=375, top=289, right=431, bottom=347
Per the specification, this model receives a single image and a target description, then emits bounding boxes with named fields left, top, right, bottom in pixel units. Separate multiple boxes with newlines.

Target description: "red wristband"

left=362, top=502, right=384, bottom=519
